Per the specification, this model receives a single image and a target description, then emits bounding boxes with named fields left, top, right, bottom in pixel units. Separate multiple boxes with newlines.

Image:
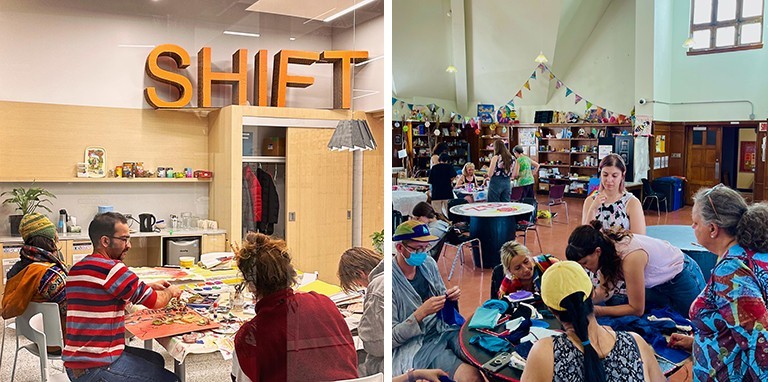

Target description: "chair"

left=547, top=184, right=569, bottom=224
left=490, top=264, right=506, bottom=300
left=11, top=302, right=65, bottom=382
left=392, top=209, right=404, bottom=233
left=509, top=186, right=524, bottom=202
left=335, top=372, right=384, bottom=382
left=439, top=224, right=483, bottom=281
left=641, top=178, right=668, bottom=216
left=447, top=198, right=469, bottom=224
left=516, top=197, right=542, bottom=253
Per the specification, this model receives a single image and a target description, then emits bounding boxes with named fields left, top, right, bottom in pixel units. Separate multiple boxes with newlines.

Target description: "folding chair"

left=547, top=184, right=569, bottom=224
left=516, top=197, right=542, bottom=253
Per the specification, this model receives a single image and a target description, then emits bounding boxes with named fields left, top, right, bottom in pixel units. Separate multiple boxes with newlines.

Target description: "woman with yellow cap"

left=521, top=261, right=664, bottom=382
left=2, top=213, right=68, bottom=349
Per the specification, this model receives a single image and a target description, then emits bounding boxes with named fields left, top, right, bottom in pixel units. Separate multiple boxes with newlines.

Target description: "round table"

left=449, top=202, right=534, bottom=268
left=392, top=189, right=427, bottom=215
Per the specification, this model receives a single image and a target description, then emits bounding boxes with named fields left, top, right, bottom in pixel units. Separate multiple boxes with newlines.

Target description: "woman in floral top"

left=669, top=184, right=768, bottom=380
left=497, top=241, right=558, bottom=299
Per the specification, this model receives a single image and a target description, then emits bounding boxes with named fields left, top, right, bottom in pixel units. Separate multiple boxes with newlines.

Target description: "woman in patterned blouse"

left=581, top=154, right=645, bottom=235
left=668, top=184, right=768, bottom=381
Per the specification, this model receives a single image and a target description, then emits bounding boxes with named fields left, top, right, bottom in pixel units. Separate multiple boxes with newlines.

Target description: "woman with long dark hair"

left=566, top=220, right=705, bottom=317
left=521, top=261, right=664, bottom=382
left=487, top=139, right=515, bottom=202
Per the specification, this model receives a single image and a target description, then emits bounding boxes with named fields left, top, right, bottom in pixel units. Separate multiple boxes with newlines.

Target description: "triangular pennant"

left=565, top=88, right=573, bottom=97
left=575, top=94, right=582, bottom=104
left=597, top=107, right=604, bottom=114
left=586, top=101, right=593, bottom=109
left=619, top=114, right=626, bottom=120
left=555, top=80, right=563, bottom=89
left=549, top=73, right=555, bottom=80
left=530, top=72, right=537, bottom=80
left=407, top=103, right=413, bottom=110
left=516, top=90, right=523, bottom=99
left=539, top=64, right=546, bottom=74
left=524, top=81, right=531, bottom=90
left=392, top=97, right=398, bottom=105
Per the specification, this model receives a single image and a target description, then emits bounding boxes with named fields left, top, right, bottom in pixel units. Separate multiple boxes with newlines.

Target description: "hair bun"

left=588, top=220, right=604, bottom=231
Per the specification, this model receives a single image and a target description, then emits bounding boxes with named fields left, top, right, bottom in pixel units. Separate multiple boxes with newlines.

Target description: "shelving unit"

left=394, top=121, right=471, bottom=176
left=0, top=178, right=212, bottom=183
left=537, top=123, right=631, bottom=197
left=473, top=124, right=512, bottom=168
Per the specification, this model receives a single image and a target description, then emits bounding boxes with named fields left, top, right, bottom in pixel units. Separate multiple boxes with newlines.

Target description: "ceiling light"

left=223, top=31, right=260, bottom=37
left=683, top=37, right=695, bottom=48
left=447, top=10, right=452, bottom=17
left=289, top=37, right=296, bottom=41
left=446, top=65, right=457, bottom=73
left=534, top=51, right=548, bottom=64
left=323, top=0, right=377, bottom=22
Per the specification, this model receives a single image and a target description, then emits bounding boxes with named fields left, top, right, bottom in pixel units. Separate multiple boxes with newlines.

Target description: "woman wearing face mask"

left=497, top=241, right=558, bottom=299
left=392, top=221, right=483, bottom=382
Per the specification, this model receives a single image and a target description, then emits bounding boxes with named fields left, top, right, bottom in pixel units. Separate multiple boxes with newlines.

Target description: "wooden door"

left=285, top=128, right=352, bottom=285
left=755, top=122, right=767, bottom=201
left=686, top=126, right=722, bottom=204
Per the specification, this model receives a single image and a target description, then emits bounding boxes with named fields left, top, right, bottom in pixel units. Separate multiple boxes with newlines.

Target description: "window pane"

left=716, top=26, right=736, bottom=46
left=742, top=0, right=764, bottom=17
left=707, top=130, right=717, bottom=145
left=693, top=29, right=712, bottom=48
left=741, top=22, right=763, bottom=43
left=693, top=0, right=713, bottom=24
left=717, top=0, right=737, bottom=21
left=693, top=131, right=703, bottom=145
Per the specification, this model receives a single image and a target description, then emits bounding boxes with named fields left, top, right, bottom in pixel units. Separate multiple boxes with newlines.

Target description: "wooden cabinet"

left=202, top=233, right=226, bottom=254
left=538, top=123, right=631, bottom=197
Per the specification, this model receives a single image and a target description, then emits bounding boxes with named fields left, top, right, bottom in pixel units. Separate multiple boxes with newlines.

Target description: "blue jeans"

left=645, top=254, right=706, bottom=318
left=488, top=176, right=511, bottom=202
left=66, top=346, right=179, bottom=382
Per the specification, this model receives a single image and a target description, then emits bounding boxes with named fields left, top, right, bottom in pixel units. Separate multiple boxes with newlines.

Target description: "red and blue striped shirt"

left=63, top=253, right=157, bottom=369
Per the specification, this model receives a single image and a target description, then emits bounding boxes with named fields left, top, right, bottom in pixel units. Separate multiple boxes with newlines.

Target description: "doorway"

left=685, top=125, right=722, bottom=204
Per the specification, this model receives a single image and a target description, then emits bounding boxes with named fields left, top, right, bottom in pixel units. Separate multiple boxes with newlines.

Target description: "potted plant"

left=1, top=184, right=56, bottom=235
left=370, top=229, right=384, bottom=254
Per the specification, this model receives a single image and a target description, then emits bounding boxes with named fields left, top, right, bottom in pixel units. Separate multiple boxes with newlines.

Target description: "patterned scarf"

left=6, top=245, right=67, bottom=280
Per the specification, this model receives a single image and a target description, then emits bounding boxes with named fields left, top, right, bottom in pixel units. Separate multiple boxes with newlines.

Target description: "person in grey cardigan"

left=392, top=221, right=482, bottom=382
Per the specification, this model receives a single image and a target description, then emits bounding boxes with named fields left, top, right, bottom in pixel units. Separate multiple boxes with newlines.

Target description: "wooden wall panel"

left=0, top=101, right=209, bottom=179
left=360, top=110, right=384, bottom=250
left=669, top=123, right=686, bottom=177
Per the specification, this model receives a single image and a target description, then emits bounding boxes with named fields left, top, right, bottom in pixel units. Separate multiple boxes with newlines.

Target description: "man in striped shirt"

left=63, top=212, right=181, bottom=382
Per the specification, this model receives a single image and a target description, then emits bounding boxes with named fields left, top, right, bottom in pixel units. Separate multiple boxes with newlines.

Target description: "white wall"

left=333, top=16, right=385, bottom=112
left=0, top=4, right=382, bottom=111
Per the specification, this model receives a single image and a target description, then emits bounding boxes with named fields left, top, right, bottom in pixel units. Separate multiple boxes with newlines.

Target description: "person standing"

left=512, top=145, right=540, bottom=199
left=63, top=212, right=181, bottom=382
left=231, top=232, right=358, bottom=381
left=337, top=247, right=384, bottom=377
left=428, top=153, right=456, bottom=218
left=487, top=140, right=515, bottom=202
left=668, top=184, right=768, bottom=380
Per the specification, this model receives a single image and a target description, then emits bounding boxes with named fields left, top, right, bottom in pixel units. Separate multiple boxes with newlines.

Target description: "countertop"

left=0, top=229, right=227, bottom=243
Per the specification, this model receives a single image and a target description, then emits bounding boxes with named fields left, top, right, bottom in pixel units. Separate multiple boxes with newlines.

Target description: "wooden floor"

left=435, top=195, right=695, bottom=381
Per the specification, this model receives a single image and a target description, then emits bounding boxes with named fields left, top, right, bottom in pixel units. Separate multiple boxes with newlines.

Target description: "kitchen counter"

left=0, top=229, right=227, bottom=243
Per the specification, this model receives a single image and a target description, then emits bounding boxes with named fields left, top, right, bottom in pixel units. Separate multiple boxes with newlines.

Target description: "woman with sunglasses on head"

left=566, top=220, right=705, bottom=318
left=667, top=185, right=768, bottom=381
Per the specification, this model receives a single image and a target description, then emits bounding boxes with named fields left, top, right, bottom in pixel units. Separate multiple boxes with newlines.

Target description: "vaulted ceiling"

left=393, top=0, right=616, bottom=115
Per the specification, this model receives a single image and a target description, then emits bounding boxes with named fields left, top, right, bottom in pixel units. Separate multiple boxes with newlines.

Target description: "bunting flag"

left=586, top=101, right=593, bottom=109
left=392, top=97, right=398, bottom=105
left=565, top=88, right=573, bottom=97
left=539, top=64, right=546, bottom=73
left=555, top=80, right=563, bottom=89
left=530, top=72, right=537, bottom=80
left=523, top=81, right=531, bottom=90
left=549, top=73, right=555, bottom=80
left=516, top=90, right=523, bottom=99
left=407, top=103, right=414, bottom=110
left=574, top=95, right=582, bottom=104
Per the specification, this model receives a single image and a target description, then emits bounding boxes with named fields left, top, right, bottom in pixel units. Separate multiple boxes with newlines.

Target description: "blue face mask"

left=404, top=250, right=428, bottom=267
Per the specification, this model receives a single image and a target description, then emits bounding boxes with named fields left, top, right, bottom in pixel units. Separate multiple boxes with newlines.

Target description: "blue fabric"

left=468, top=307, right=501, bottom=329
left=647, top=307, right=691, bottom=327
left=436, top=298, right=465, bottom=326
left=469, top=334, right=512, bottom=352
left=500, top=318, right=532, bottom=345
left=530, top=319, right=549, bottom=328
left=482, top=299, right=509, bottom=314
left=597, top=309, right=692, bottom=366
left=514, top=340, right=534, bottom=359
left=651, top=336, right=690, bottom=363
left=66, top=346, right=178, bottom=382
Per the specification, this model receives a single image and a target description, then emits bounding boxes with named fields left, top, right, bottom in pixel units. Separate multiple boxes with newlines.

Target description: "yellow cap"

left=541, top=260, right=593, bottom=311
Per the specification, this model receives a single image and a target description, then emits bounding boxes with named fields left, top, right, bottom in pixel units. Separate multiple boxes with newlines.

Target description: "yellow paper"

left=297, top=280, right=342, bottom=296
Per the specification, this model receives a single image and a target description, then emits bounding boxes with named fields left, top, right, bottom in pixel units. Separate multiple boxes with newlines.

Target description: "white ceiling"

left=393, top=0, right=616, bottom=114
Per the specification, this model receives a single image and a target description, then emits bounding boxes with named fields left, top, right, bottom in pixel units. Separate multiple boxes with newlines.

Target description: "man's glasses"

left=703, top=183, right=725, bottom=222
left=109, top=236, right=131, bottom=243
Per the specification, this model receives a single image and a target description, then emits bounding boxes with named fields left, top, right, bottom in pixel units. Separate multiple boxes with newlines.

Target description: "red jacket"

left=232, top=289, right=358, bottom=381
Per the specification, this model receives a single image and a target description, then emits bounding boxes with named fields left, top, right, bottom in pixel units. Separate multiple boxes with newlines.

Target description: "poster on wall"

left=634, top=115, right=652, bottom=136
left=740, top=141, right=756, bottom=172
left=655, top=135, right=666, bottom=153
left=518, top=128, right=537, bottom=146
left=598, top=145, right=613, bottom=160
left=477, top=104, right=494, bottom=124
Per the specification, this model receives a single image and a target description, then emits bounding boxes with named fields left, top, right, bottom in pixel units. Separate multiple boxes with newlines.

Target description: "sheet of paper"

left=519, top=327, right=561, bottom=343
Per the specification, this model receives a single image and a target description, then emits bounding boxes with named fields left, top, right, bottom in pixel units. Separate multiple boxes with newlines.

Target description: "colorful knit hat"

left=393, top=220, right=439, bottom=242
left=19, top=213, right=57, bottom=242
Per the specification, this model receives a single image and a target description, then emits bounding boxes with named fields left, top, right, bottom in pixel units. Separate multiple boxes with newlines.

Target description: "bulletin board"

left=740, top=141, right=756, bottom=172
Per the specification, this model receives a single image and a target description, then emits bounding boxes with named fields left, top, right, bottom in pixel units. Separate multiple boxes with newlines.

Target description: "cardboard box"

left=262, top=137, right=285, bottom=156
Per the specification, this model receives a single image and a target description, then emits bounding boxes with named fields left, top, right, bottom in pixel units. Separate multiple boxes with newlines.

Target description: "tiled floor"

left=434, top=195, right=695, bottom=381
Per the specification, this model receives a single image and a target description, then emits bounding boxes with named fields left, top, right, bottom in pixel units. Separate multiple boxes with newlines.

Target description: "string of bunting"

left=513, top=63, right=630, bottom=124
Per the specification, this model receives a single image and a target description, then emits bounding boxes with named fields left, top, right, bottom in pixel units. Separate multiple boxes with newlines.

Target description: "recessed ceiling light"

left=323, top=0, right=377, bottom=22
left=223, top=31, right=260, bottom=38
left=289, top=37, right=296, bottom=41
